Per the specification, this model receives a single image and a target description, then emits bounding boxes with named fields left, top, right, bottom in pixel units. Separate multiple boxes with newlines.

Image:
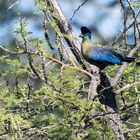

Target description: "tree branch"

left=111, top=39, right=140, bottom=86
left=116, top=81, right=140, bottom=94
left=46, top=0, right=89, bottom=70
left=70, top=0, right=88, bottom=21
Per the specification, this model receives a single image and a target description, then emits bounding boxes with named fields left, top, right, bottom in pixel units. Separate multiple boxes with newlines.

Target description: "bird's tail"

left=123, top=57, right=135, bottom=63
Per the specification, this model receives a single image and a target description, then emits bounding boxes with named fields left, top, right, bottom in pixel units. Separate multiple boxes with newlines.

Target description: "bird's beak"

left=79, top=34, right=83, bottom=38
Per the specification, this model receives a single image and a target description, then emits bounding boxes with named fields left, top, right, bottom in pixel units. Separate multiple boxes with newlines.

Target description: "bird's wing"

left=87, top=48, right=121, bottom=64
left=110, top=50, right=124, bottom=59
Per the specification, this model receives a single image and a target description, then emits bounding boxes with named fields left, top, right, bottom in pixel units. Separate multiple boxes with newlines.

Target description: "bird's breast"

left=81, top=43, right=92, bottom=58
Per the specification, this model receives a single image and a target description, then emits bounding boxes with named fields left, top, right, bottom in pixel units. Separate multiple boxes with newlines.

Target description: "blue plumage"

left=87, top=48, right=122, bottom=64
left=80, top=26, right=135, bottom=69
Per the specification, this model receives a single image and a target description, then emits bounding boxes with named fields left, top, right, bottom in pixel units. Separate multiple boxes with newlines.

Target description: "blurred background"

left=0, top=0, right=130, bottom=47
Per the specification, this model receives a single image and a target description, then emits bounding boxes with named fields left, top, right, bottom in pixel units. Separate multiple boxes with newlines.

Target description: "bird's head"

left=79, top=26, right=91, bottom=39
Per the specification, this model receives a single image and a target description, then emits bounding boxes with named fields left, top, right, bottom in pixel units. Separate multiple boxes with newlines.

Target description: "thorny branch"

left=84, top=104, right=137, bottom=123
left=111, top=39, right=140, bottom=86
left=111, top=0, right=140, bottom=86
left=116, top=81, right=140, bottom=94
left=0, top=45, right=92, bottom=78
left=113, top=0, right=140, bottom=46
left=43, top=19, right=54, bottom=50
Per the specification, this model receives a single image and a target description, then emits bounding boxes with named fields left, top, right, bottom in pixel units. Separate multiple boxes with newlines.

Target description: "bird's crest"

left=80, top=26, right=91, bottom=39
left=81, top=26, right=91, bottom=34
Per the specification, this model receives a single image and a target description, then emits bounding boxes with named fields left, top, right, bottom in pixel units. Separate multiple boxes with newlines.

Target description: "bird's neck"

left=82, top=37, right=91, bottom=43
left=81, top=38, right=92, bottom=55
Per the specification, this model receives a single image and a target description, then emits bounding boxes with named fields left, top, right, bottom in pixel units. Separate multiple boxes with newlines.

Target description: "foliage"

left=0, top=0, right=140, bottom=140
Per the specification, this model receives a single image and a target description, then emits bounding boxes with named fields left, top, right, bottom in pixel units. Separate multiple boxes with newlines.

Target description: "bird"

left=79, top=26, right=135, bottom=69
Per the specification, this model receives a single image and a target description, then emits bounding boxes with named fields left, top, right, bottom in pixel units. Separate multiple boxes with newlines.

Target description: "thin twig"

left=0, top=0, right=20, bottom=19
left=116, top=81, right=140, bottom=94
left=70, top=0, right=88, bottom=21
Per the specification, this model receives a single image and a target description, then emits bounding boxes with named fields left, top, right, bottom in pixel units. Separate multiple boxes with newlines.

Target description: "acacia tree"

left=0, top=0, right=140, bottom=140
